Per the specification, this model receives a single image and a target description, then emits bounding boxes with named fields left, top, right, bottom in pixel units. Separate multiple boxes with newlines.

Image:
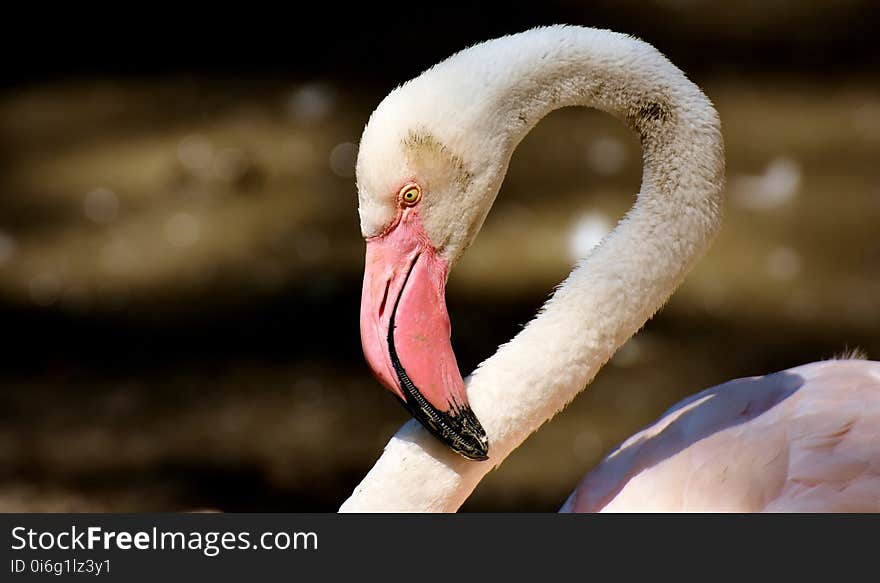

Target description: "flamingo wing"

left=561, top=359, right=880, bottom=512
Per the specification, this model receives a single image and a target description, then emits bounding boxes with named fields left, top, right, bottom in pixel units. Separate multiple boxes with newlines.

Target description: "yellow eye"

left=399, top=184, right=421, bottom=207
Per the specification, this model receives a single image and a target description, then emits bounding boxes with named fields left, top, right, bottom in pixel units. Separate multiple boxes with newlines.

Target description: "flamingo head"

left=353, top=74, right=512, bottom=461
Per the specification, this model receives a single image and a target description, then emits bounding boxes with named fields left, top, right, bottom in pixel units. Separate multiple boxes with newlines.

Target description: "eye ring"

left=398, top=183, right=422, bottom=207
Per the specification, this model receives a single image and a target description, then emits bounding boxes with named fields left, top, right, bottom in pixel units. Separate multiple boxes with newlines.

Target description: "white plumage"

left=563, top=360, right=880, bottom=512
left=342, top=25, right=880, bottom=512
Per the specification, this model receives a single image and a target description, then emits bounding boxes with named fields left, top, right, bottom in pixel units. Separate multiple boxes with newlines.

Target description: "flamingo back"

left=561, top=359, right=880, bottom=512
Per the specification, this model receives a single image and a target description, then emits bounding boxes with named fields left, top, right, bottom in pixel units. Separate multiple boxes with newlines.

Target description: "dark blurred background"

left=1, top=1, right=878, bottom=511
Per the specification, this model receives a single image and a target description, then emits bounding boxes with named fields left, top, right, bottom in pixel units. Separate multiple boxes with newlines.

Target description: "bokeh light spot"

left=287, top=83, right=335, bottom=125
left=165, top=213, right=201, bottom=247
left=765, top=246, right=802, bottom=281
left=83, top=188, right=119, bottom=224
left=568, top=211, right=612, bottom=262
left=328, top=142, right=358, bottom=178
left=734, top=157, right=801, bottom=210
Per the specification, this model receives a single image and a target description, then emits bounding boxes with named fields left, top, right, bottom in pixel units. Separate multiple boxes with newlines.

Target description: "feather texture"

left=562, top=360, right=880, bottom=512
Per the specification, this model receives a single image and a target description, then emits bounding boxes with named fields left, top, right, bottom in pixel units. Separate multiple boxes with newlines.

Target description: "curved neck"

left=341, top=26, right=724, bottom=512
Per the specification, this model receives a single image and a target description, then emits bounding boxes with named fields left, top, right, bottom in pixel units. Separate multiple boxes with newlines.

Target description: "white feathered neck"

left=343, top=25, right=725, bottom=512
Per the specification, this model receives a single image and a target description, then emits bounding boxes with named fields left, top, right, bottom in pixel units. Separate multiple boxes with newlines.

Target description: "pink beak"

left=360, top=210, right=489, bottom=460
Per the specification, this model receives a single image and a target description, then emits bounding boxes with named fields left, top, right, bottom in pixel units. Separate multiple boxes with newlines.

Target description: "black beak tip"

left=435, top=403, right=490, bottom=462
left=396, top=387, right=491, bottom=462
left=449, top=409, right=489, bottom=460
left=454, top=432, right=490, bottom=461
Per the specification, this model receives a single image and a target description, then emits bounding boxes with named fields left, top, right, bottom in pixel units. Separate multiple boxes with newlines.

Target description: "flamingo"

left=343, top=25, right=880, bottom=512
